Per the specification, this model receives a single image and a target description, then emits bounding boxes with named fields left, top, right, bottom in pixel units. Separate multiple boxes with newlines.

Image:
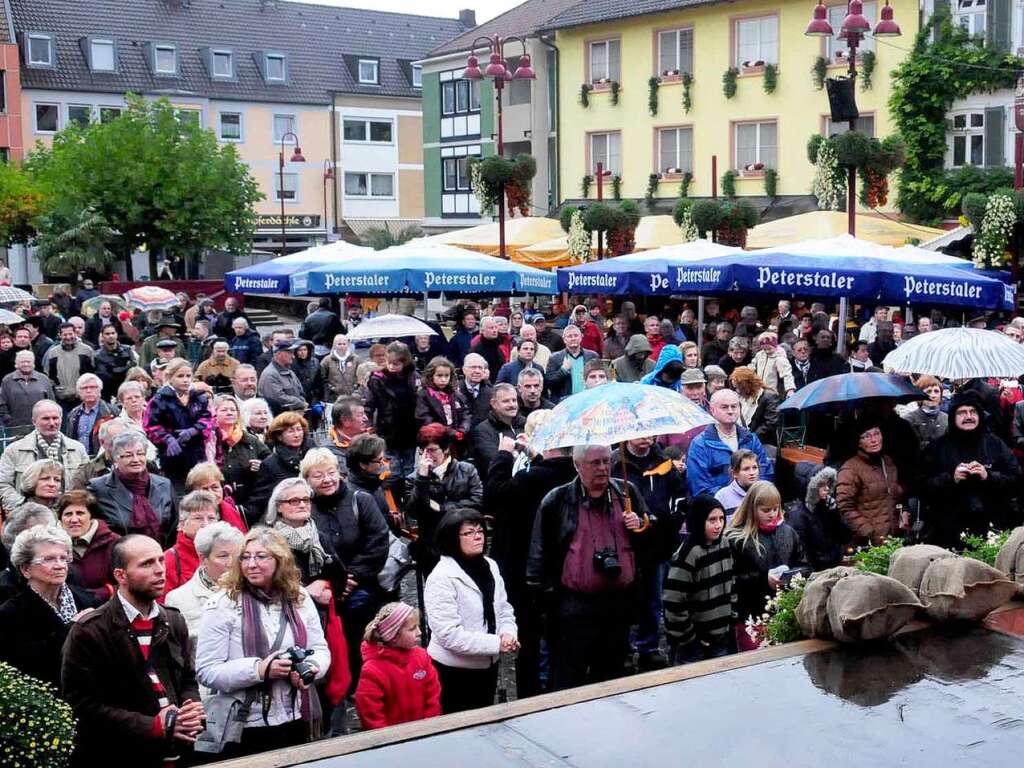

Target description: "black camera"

left=592, top=548, right=621, bottom=578
left=282, top=646, right=317, bottom=685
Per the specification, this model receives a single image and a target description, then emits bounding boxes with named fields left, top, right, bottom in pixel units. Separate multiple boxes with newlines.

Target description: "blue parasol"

left=224, top=241, right=371, bottom=294
left=779, top=372, right=925, bottom=411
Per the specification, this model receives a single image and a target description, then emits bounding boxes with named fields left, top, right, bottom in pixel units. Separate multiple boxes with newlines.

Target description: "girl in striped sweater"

left=663, top=495, right=737, bottom=665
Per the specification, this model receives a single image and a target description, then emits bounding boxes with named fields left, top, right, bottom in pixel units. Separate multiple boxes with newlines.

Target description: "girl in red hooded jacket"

left=355, top=602, right=442, bottom=730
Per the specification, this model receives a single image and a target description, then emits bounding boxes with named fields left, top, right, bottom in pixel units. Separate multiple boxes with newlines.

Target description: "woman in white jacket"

left=165, top=522, right=243, bottom=640
left=195, top=526, right=330, bottom=756
left=424, top=508, right=517, bottom=714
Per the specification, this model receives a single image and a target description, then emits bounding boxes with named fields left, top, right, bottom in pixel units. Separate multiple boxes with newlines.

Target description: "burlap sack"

left=995, top=527, right=1024, bottom=586
left=918, top=556, right=1018, bottom=621
left=887, top=545, right=956, bottom=595
left=826, top=571, right=922, bottom=642
left=795, top=566, right=860, bottom=638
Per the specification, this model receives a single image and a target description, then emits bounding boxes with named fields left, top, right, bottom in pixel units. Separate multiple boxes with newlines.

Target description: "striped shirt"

left=663, top=537, right=737, bottom=646
left=118, top=593, right=170, bottom=709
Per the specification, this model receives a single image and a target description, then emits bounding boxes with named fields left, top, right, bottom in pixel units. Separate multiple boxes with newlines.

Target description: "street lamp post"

left=278, top=131, right=306, bottom=257
left=463, top=35, right=536, bottom=260
left=322, top=159, right=335, bottom=244
left=806, top=0, right=900, bottom=237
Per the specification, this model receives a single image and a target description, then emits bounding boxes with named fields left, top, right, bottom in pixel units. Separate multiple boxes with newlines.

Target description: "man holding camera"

left=528, top=444, right=650, bottom=691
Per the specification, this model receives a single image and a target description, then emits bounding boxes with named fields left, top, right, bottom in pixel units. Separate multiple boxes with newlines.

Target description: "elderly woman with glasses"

left=0, top=502, right=56, bottom=603
left=186, top=461, right=248, bottom=532
left=0, top=523, right=100, bottom=688
left=196, top=527, right=330, bottom=755
left=248, top=412, right=310, bottom=522
left=19, top=458, right=64, bottom=510
left=161, top=490, right=223, bottom=596
left=165, top=520, right=244, bottom=641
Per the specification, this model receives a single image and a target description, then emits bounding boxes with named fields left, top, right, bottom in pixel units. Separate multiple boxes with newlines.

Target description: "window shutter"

left=986, top=0, right=1012, bottom=52
left=984, top=106, right=1005, bottom=167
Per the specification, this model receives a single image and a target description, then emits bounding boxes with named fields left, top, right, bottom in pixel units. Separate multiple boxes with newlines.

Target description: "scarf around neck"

left=273, top=519, right=327, bottom=576
left=456, top=555, right=496, bottom=634
left=118, top=470, right=161, bottom=541
left=758, top=515, right=783, bottom=534
left=32, top=582, right=77, bottom=624
left=36, top=432, right=65, bottom=463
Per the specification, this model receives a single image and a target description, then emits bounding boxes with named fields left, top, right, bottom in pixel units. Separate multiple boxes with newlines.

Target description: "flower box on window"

left=737, top=162, right=766, bottom=177
left=660, top=167, right=687, bottom=180
left=660, top=69, right=682, bottom=83
left=740, top=59, right=766, bottom=75
left=591, top=77, right=615, bottom=91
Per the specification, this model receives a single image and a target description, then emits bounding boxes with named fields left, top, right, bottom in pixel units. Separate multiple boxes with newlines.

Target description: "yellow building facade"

left=553, top=0, right=917, bottom=205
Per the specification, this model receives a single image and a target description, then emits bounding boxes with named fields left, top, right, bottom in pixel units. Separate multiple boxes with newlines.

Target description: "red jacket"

left=578, top=321, right=604, bottom=356
left=73, top=519, right=120, bottom=601
left=162, top=532, right=200, bottom=596
left=355, top=641, right=442, bottom=730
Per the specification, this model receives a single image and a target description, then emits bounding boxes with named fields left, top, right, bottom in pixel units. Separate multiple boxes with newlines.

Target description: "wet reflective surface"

left=316, top=626, right=1024, bottom=767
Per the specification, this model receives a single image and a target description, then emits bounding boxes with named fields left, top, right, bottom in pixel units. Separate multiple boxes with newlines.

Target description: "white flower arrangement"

left=567, top=209, right=591, bottom=263
left=972, top=193, right=1015, bottom=269
left=811, top=139, right=845, bottom=211
left=679, top=209, right=699, bottom=243
left=469, top=161, right=496, bottom=216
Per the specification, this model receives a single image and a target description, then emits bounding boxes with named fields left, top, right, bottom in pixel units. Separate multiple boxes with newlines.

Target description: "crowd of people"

left=0, top=284, right=1022, bottom=766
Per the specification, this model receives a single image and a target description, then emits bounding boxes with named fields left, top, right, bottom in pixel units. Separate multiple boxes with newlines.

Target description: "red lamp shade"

left=484, top=52, right=507, bottom=78
left=841, top=0, right=872, bottom=36
left=512, top=53, right=536, bottom=79
left=805, top=1, right=834, bottom=36
left=463, top=54, right=483, bottom=80
left=873, top=1, right=901, bottom=36
left=290, top=145, right=306, bottom=163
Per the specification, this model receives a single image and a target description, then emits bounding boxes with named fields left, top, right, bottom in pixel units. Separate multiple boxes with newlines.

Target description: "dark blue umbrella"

left=779, top=373, right=925, bottom=411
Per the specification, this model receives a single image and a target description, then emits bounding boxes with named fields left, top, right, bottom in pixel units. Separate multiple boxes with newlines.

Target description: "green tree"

left=33, top=205, right=117, bottom=278
left=0, top=161, right=46, bottom=246
left=26, top=95, right=263, bottom=279
left=361, top=225, right=423, bottom=251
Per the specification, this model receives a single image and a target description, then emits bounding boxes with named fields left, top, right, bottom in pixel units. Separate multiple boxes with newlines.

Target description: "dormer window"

left=89, top=39, right=116, bottom=72
left=154, top=43, right=177, bottom=75
left=26, top=33, right=55, bottom=68
left=266, top=53, right=286, bottom=82
left=412, top=64, right=423, bottom=88
left=358, top=58, right=379, bottom=85
left=212, top=49, right=233, bottom=78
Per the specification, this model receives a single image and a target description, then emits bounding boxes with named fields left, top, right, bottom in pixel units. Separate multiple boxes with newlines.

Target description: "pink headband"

left=376, top=603, right=415, bottom=642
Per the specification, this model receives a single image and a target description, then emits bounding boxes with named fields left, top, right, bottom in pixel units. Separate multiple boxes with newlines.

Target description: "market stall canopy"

left=680, top=235, right=1014, bottom=309
left=883, top=327, right=1024, bottom=379
left=421, top=216, right=564, bottom=260
left=746, top=211, right=946, bottom=249
left=224, top=241, right=372, bottom=294
left=556, top=240, right=740, bottom=294
left=515, top=216, right=688, bottom=269
left=290, top=242, right=558, bottom=296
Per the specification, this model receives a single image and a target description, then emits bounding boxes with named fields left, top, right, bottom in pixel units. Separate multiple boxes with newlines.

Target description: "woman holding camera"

left=195, top=527, right=330, bottom=756
left=423, top=508, right=517, bottom=714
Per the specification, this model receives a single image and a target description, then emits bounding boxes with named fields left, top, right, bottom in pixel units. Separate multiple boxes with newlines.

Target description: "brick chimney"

left=458, top=9, right=477, bottom=28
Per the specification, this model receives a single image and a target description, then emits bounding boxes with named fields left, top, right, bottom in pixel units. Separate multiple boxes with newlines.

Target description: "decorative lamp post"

left=322, top=160, right=335, bottom=243
left=463, top=35, right=536, bottom=260
left=278, top=131, right=306, bottom=256
left=805, top=0, right=900, bottom=237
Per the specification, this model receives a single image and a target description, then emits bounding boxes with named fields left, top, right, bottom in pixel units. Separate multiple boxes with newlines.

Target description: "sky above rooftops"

left=293, top=0, right=523, bottom=24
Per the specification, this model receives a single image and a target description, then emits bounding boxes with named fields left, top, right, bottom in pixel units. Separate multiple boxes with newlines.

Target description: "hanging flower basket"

left=467, top=154, right=537, bottom=218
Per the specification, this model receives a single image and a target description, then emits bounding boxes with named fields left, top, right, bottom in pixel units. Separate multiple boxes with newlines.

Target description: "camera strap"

left=260, top=608, right=291, bottom=726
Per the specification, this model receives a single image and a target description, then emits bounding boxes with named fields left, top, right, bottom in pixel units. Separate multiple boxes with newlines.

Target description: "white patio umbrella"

left=345, top=314, right=437, bottom=341
left=882, top=327, right=1024, bottom=379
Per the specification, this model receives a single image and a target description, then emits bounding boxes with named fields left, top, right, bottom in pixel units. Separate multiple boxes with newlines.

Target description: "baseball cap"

left=680, top=368, right=706, bottom=385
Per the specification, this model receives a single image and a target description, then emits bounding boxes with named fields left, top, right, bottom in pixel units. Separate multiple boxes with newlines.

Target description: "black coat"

left=807, top=349, right=846, bottom=383
left=458, top=380, right=493, bottom=426
left=727, top=524, right=807, bottom=622
left=469, top=412, right=527, bottom=480
left=415, top=387, right=472, bottom=433
left=94, top=343, right=136, bottom=399
left=62, top=598, right=198, bottom=768
left=364, top=368, right=421, bottom=451
left=742, top=390, right=781, bottom=447
left=312, top=483, right=390, bottom=584
left=0, top=583, right=101, bottom=689
left=474, top=336, right=508, bottom=383
left=299, top=308, right=345, bottom=347
left=247, top=443, right=304, bottom=524
left=485, top=452, right=577, bottom=607
left=611, top=445, right=687, bottom=561
left=218, top=430, right=271, bottom=509
left=404, top=459, right=483, bottom=572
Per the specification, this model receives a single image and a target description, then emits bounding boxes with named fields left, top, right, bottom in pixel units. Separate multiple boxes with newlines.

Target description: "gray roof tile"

left=10, top=0, right=467, bottom=104
left=429, top=0, right=585, bottom=57
left=0, top=0, right=13, bottom=44
left=545, top=0, right=726, bottom=31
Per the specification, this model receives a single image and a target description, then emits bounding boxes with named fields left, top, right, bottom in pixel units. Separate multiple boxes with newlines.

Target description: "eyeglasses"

left=187, top=513, right=221, bottom=524
left=32, top=554, right=72, bottom=566
left=459, top=528, right=485, bottom=538
left=307, top=470, right=338, bottom=483
left=240, top=553, right=275, bottom=564
left=279, top=496, right=311, bottom=507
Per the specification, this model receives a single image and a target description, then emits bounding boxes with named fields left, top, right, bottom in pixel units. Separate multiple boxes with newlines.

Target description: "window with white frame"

left=824, top=115, right=875, bottom=136
left=955, top=0, right=986, bottom=36
left=589, top=131, right=621, bottom=175
left=443, top=156, right=471, bottom=191
left=344, top=172, right=395, bottom=198
left=273, top=114, right=296, bottom=142
left=950, top=111, right=985, bottom=166
left=99, top=106, right=122, bottom=123
left=219, top=112, right=242, bottom=141
left=27, top=34, right=54, bottom=66
left=358, top=59, right=379, bottom=84
left=658, top=127, right=693, bottom=173
left=589, top=39, right=621, bottom=83
left=658, top=29, right=693, bottom=76
left=35, top=103, right=59, bottom=133
left=827, top=2, right=876, bottom=59
left=735, top=120, right=777, bottom=169
left=265, top=54, right=286, bottom=82
left=342, top=118, right=393, bottom=143
left=154, top=44, right=177, bottom=74
left=735, top=16, right=778, bottom=67
left=441, top=78, right=480, bottom=115
left=67, top=105, right=92, bottom=128
left=212, top=50, right=233, bottom=78
left=90, top=39, right=116, bottom=72
left=175, top=109, right=201, bottom=128
left=412, top=64, right=422, bottom=87
left=275, top=172, right=298, bottom=202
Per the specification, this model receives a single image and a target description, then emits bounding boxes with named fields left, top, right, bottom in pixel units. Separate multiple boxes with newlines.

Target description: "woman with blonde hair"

left=728, top=367, right=780, bottom=448
left=19, top=458, right=64, bottom=509
left=726, top=481, right=806, bottom=651
left=213, top=393, right=270, bottom=509
left=678, top=341, right=701, bottom=369
left=195, top=526, right=330, bottom=755
left=186, top=461, right=248, bottom=531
